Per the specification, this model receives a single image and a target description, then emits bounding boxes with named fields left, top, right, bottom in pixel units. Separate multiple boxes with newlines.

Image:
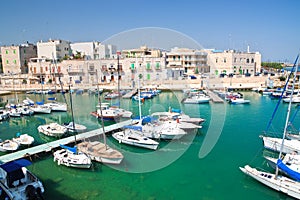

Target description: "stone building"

left=1, top=43, right=37, bottom=74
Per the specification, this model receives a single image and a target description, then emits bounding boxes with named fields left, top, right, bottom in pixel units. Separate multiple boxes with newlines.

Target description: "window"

left=251, top=58, right=254, bottom=63
left=234, top=58, right=237, bottom=62
left=173, top=56, right=176, bottom=61
left=131, top=63, right=135, bottom=70
left=6, top=60, right=9, bottom=64
left=13, top=60, right=16, bottom=64
left=146, top=63, right=151, bottom=69
left=156, top=62, right=160, bottom=69
left=178, top=56, right=181, bottom=60
left=246, top=58, right=249, bottom=63
left=224, top=58, right=226, bottom=63
left=216, top=58, right=218, bottom=63
left=5, top=50, right=8, bottom=54
left=13, top=50, right=16, bottom=54
left=147, top=74, right=150, bottom=80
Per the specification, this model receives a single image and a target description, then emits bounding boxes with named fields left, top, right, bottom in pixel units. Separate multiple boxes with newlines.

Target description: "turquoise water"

left=0, top=91, right=297, bottom=200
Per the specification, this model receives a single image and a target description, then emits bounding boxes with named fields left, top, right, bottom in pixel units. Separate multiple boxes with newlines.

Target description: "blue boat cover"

left=123, top=125, right=142, bottom=131
left=277, top=159, right=300, bottom=181
left=142, top=116, right=157, bottom=124
left=36, top=101, right=44, bottom=105
left=48, top=97, right=56, bottom=101
left=171, top=108, right=181, bottom=113
left=60, top=144, right=77, bottom=154
left=0, top=159, right=32, bottom=173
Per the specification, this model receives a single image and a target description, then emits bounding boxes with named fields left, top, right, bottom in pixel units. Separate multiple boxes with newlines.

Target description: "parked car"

left=219, top=73, right=226, bottom=78
left=245, top=73, right=251, bottom=77
left=189, top=75, right=197, bottom=79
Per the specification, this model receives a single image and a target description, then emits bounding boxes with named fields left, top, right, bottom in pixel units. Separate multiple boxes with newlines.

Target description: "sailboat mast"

left=52, top=53, right=67, bottom=103
left=276, top=54, right=299, bottom=177
left=138, top=73, right=142, bottom=120
left=117, top=51, right=120, bottom=108
left=96, top=70, right=107, bottom=149
left=69, top=85, right=76, bottom=143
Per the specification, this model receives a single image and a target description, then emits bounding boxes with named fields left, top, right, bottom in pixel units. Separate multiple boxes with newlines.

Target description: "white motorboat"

left=76, top=141, right=124, bottom=164
left=142, top=120, right=188, bottom=140
left=53, top=145, right=92, bottom=169
left=0, top=159, right=44, bottom=200
left=18, top=106, right=34, bottom=116
left=12, top=133, right=35, bottom=146
left=112, top=126, right=159, bottom=150
left=90, top=103, right=122, bottom=120
left=0, top=139, right=19, bottom=152
left=38, top=123, right=68, bottom=137
left=63, top=122, right=87, bottom=133
left=8, top=108, right=22, bottom=117
left=229, top=98, right=250, bottom=104
left=109, top=106, right=133, bottom=118
left=182, top=94, right=210, bottom=104
left=30, top=105, right=51, bottom=114
left=44, top=101, right=67, bottom=112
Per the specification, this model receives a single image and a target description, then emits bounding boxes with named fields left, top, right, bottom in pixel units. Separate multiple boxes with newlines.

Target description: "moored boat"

left=76, top=141, right=124, bottom=164
left=0, top=159, right=44, bottom=200
left=53, top=145, right=92, bottom=169
left=0, top=139, right=19, bottom=152
left=37, top=123, right=67, bottom=137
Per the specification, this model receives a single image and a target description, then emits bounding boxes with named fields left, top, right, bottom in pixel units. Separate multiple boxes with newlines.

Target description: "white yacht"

left=112, top=126, right=159, bottom=150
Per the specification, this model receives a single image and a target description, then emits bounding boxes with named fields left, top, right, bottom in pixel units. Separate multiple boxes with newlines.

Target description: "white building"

left=95, top=43, right=116, bottom=59
left=37, top=39, right=71, bottom=61
left=70, top=42, right=95, bottom=60
left=70, top=42, right=117, bottom=60
left=207, top=49, right=261, bottom=77
left=166, top=47, right=208, bottom=79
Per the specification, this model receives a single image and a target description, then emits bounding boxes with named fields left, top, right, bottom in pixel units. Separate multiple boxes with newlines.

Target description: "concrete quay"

left=0, top=76, right=281, bottom=93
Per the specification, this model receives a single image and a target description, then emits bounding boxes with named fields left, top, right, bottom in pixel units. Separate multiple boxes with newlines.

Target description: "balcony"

left=67, top=69, right=84, bottom=75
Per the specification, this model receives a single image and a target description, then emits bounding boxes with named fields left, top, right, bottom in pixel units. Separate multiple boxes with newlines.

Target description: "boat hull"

left=240, top=165, right=300, bottom=199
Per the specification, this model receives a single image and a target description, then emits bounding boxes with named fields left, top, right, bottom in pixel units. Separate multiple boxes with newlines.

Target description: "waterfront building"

left=37, top=39, right=71, bottom=61
left=166, top=47, right=209, bottom=79
left=95, top=43, right=116, bottom=59
left=122, top=46, right=162, bottom=58
left=70, top=42, right=117, bottom=60
left=207, top=49, right=261, bottom=77
left=1, top=43, right=37, bottom=74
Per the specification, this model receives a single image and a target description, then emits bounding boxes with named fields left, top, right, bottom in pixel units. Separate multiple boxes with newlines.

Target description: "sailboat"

left=240, top=54, right=300, bottom=199
left=76, top=70, right=124, bottom=164
left=53, top=87, right=92, bottom=168
left=112, top=74, right=159, bottom=149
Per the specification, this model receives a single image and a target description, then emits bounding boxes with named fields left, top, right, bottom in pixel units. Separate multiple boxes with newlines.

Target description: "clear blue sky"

left=0, top=0, right=299, bottom=62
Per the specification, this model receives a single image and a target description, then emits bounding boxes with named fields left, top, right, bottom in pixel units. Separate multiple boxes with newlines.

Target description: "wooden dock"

left=122, top=89, right=137, bottom=98
left=205, top=90, right=224, bottom=103
left=0, top=120, right=133, bottom=163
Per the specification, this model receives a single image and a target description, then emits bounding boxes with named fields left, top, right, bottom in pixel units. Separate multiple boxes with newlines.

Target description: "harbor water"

left=0, top=90, right=296, bottom=200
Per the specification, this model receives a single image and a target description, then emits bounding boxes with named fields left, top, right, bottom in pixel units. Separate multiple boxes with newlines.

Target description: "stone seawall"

left=0, top=76, right=280, bottom=93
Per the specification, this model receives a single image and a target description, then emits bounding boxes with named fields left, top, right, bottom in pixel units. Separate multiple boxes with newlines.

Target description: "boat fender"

left=119, top=140, right=122, bottom=144
left=57, top=160, right=61, bottom=165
